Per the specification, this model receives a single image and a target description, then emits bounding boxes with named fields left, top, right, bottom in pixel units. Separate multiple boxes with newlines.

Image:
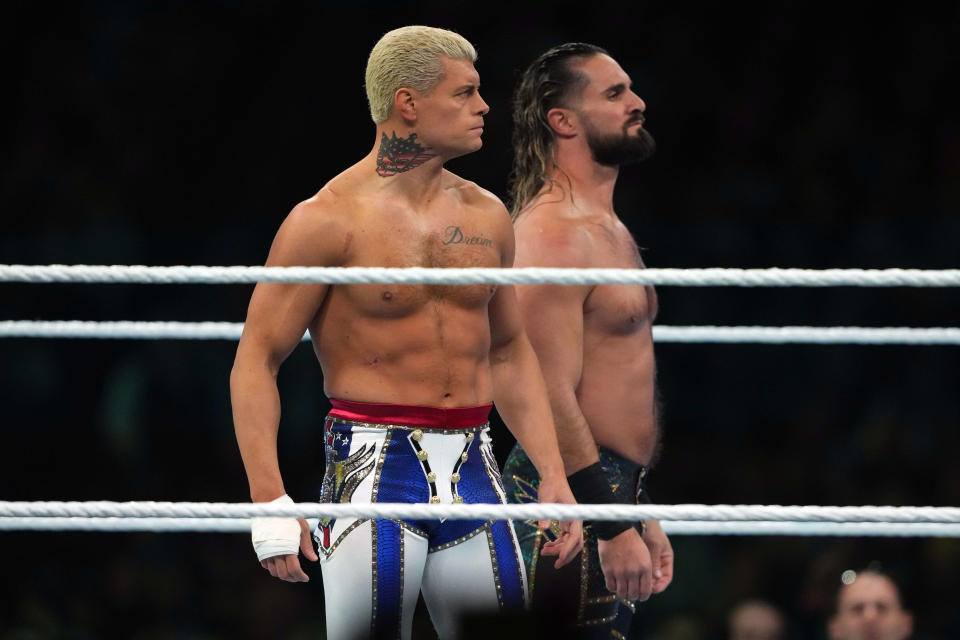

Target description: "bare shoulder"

left=445, top=171, right=512, bottom=233
left=268, top=185, right=357, bottom=267
left=513, top=200, right=595, bottom=268
left=447, top=173, right=509, bottom=214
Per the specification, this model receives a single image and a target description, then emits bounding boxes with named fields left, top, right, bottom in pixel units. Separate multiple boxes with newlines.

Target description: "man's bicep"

left=516, top=284, right=587, bottom=389
left=239, top=202, right=344, bottom=364
left=240, top=282, right=327, bottom=363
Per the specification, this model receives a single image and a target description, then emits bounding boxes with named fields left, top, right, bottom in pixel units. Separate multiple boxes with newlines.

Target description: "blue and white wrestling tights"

left=314, top=399, right=527, bottom=640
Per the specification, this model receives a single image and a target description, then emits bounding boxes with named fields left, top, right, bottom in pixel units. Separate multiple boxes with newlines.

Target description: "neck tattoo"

left=376, top=131, right=437, bottom=177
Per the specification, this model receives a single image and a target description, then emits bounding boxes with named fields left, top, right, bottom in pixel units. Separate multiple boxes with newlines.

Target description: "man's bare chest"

left=337, top=219, right=501, bottom=314
left=351, top=219, right=500, bottom=268
left=583, top=227, right=658, bottom=334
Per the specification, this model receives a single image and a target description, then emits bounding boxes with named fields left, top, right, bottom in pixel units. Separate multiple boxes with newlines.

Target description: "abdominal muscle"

left=576, top=334, right=658, bottom=466
left=311, top=287, right=495, bottom=408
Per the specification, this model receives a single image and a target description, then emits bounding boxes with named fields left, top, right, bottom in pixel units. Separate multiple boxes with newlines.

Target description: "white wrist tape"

left=251, top=494, right=301, bottom=562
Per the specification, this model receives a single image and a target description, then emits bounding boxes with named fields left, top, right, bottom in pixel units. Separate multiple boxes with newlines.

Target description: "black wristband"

left=567, top=462, right=633, bottom=541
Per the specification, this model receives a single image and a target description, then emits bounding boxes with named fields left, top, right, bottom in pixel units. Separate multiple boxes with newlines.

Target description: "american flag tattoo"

left=376, top=131, right=437, bottom=177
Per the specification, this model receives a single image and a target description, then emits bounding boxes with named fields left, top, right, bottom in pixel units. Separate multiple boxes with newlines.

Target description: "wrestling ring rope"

left=3, top=264, right=960, bottom=286
left=3, top=264, right=958, bottom=536
left=3, top=321, right=959, bottom=344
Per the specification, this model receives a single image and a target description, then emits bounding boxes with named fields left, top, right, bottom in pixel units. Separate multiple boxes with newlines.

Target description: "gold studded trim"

left=318, top=520, right=424, bottom=560
left=327, top=416, right=489, bottom=435
left=508, top=522, right=527, bottom=606
left=407, top=432, right=437, bottom=502
left=528, top=529, right=543, bottom=604
left=428, top=521, right=488, bottom=553
left=370, top=431, right=393, bottom=503
left=339, top=442, right=376, bottom=477
left=339, top=459, right=375, bottom=505
left=368, top=521, right=412, bottom=640
left=370, top=521, right=378, bottom=640
left=318, top=518, right=368, bottom=560
left=618, top=598, right=636, bottom=614
left=484, top=523, right=506, bottom=611
left=577, top=543, right=626, bottom=627
left=581, top=613, right=619, bottom=626
left=577, top=539, right=590, bottom=624
left=450, top=436, right=472, bottom=503
left=390, top=519, right=427, bottom=540
left=397, top=527, right=405, bottom=640
left=611, top=630, right=627, bottom=639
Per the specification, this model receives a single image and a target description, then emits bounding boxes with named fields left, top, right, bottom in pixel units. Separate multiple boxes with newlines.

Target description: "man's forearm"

left=230, top=363, right=287, bottom=502
left=547, top=391, right=601, bottom=475
left=490, top=337, right=565, bottom=480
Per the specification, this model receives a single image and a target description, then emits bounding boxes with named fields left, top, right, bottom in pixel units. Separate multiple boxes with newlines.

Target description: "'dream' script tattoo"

left=376, top=132, right=437, bottom=177
left=442, top=226, right=493, bottom=248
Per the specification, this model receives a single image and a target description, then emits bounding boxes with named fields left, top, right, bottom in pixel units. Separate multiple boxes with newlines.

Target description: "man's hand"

left=642, top=520, right=674, bottom=594
left=536, top=473, right=584, bottom=568
left=260, top=518, right=319, bottom=583
left=597, top=527, right=653, bottom=602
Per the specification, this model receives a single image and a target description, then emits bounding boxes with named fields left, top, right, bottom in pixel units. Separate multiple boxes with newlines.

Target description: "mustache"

left=626, top=111, right=646, bottom=126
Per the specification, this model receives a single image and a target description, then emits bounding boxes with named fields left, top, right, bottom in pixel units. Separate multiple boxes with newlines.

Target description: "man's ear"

left=393, top=88, right=417, bottom=123
left=546, top=107, right=577, bottom=138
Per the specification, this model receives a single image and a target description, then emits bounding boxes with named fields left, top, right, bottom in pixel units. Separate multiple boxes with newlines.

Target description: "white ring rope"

left=657, top=521, right=960, bottom=537
left=2, top=517, right=959, bottom=537
left=2, top=321, right=958, bottom=345
left=2, top=265, right=960, bottom=287
left=2, top=502, right=958, bottom=523
left=4, top=268, right=955, bottom=538
left=653, top=325, right=960, bottom=344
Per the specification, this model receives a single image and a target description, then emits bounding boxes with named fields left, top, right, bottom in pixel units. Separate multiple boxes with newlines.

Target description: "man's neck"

left=368, top=126, right=446, bottom=204
left=550, top=143, right=619, bottom=216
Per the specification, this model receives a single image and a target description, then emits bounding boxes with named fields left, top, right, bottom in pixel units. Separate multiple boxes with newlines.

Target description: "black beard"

left=586, top=124, right=656, bottom=167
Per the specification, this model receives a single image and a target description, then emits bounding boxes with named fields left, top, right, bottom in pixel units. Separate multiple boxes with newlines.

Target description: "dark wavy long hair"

left=508, top=42, right=608, bottom=218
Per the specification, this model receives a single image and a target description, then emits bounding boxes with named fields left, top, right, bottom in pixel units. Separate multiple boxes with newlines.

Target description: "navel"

left=382, top=291, right=393, bottom=301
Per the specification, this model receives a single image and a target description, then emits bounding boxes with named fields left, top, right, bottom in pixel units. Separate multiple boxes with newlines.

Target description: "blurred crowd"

left=2, top=1, right=958, bottom=638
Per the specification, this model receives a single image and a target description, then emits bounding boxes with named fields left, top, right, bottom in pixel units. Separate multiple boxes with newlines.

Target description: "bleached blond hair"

left=365, top=26, right=477, bottom=124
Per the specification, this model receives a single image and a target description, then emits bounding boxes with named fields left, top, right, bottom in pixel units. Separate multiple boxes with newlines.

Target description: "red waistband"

left=328, top=398, right=492, bottom=429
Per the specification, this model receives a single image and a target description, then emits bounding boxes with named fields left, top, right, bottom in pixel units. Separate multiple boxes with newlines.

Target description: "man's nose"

left=629, top=90, right=646, bottom=114
left=476, top=93, right=490, bottom=116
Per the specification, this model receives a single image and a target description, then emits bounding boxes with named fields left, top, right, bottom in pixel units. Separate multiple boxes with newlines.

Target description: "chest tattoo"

left=442, top=225, right=493, bottom=248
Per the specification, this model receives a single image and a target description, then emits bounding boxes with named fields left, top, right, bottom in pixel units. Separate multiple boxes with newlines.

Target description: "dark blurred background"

left=2, top=1, right=958, bottom=638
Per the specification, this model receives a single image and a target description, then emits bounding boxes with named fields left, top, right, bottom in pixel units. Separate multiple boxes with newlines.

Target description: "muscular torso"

left=577, top=220, right=659, bottom=465
left=309, top=171, right=503, bottom=407
left=516, top=209, right=659, bottom=466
